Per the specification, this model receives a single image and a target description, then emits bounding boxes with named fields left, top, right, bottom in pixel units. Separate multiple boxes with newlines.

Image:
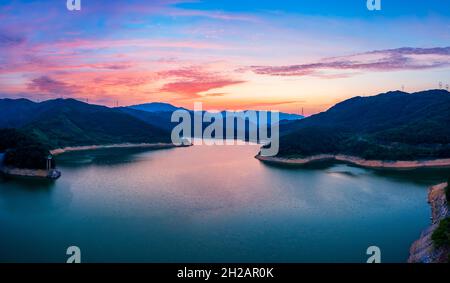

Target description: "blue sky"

left=176, top=0, right=450, bottom=17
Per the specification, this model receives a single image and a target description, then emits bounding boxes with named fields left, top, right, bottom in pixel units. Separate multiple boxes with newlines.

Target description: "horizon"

left=0, top=0, right=449, bottom=115
left=2, top=87, right=448, bottom=116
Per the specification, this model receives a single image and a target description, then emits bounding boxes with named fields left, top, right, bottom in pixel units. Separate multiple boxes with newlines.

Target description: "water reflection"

left=261, top=159, right=450, bottom=186
left=0, top=176, right=72, bottom=214
left=369, top=166, right=450, bottom=185
left=55, top=147, right=177, bottom=167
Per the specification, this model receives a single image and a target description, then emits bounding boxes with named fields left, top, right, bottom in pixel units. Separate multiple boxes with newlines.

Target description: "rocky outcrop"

left=408, top=183, right=449, bottom=263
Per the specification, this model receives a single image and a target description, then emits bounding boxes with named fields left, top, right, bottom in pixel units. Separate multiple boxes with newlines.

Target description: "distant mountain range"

left=128, top=102, right=184, bottom=113
left=125, top=102, right=303, bottom=122
left=274, top=89, right=450, bottom=161
left=120, top=102, right=303, bottom=140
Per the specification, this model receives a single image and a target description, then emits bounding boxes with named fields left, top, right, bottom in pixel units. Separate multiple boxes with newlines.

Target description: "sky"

left=0, top=0, right=449, bottom=115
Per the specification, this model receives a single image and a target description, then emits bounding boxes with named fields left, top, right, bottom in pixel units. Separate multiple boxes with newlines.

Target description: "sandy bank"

left=256, top=154, right=450, bottom=169
left=50, top=143, right=179, bottom=155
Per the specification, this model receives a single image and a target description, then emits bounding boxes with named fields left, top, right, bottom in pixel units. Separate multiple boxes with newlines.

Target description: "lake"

left=0, top=144, right=449, bottom=263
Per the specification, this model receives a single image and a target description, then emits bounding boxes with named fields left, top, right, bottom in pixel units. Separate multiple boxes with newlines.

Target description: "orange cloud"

left=161, top=79, right=245, bottom=98
left=158, top=66, right=246, bottom=98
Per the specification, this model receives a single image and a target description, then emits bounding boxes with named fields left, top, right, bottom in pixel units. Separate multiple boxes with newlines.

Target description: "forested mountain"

left=0, top=98, right=171, bottom=149
left=275, top=89, right=450, bottom=160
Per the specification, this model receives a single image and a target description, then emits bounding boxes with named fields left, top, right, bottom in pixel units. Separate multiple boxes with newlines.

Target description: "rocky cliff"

left=408, top=183, right=449, bottom=263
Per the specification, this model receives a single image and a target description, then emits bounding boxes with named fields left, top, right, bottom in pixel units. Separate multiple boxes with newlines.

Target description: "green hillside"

left=0, top=98, right=172, bottom=149
left=275, top=89, right=450, bottom=160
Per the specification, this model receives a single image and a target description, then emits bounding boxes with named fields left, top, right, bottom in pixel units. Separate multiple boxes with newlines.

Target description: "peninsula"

left=257, top=89, right=450, bottom=168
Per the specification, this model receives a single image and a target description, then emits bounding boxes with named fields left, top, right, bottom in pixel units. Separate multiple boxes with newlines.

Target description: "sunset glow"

left=1, top=0, right=449, bottom=115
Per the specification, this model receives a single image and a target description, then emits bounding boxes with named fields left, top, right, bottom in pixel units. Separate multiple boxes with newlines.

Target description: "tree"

left=432, top=218, right=450, bottom=248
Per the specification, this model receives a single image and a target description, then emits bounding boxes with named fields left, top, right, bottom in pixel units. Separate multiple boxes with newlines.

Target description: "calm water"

left=1, top=144, right=449, bottom=263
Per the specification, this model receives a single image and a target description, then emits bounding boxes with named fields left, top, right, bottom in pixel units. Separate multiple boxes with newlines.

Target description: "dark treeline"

left=0, top=128, right=54, bottom=170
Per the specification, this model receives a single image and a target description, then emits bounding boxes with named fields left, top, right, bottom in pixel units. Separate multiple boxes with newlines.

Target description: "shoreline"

left=1, top=166, right=61, bottom=180
left=2, top=142, right=188, bottom=179
left=408, top=183, right=449, bottom=263
left=0, top=143, right=186, bottom=180
left=50, top=142, right=181, bottom=156
left=255, top=154, right=450, bottom=169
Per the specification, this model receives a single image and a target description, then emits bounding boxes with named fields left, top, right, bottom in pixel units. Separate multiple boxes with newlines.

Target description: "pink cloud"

left=0, top=31, right=26, bottom=47
left=27, top=76, right=76, bottom=95
left=0, top=36, right=224, bottom=76
left=40, top=38, right=225, bottom=51
left=90, top=62, right=135, bottom=70
left=248, top=47, right=450, bottom=78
